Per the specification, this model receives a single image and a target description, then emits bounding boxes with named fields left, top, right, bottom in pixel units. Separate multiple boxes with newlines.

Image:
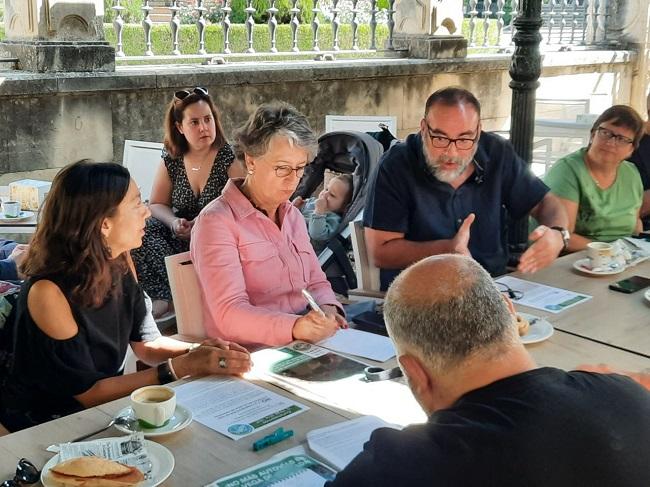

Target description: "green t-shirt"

left=544, top=147, right=643, bottom=242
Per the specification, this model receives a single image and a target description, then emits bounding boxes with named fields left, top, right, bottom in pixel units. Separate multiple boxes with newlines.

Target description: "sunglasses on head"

left=1, top=458, right=40, bottom=487
left=174, top=87, right=209, bottom=101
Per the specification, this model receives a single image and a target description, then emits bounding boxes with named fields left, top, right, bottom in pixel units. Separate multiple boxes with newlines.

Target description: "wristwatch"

left=550, top=226, right=570, bottom=251
left=157, top=359, right=178, bottom=384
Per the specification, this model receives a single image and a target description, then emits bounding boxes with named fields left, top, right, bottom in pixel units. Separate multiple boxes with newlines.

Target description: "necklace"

left=190, top=165, right=200, bottom=172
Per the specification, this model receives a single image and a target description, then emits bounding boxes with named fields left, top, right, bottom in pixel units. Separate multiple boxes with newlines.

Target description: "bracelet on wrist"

left=187, top=342, right=201, bottom=353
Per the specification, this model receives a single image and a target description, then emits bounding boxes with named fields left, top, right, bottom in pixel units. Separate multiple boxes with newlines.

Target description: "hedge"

left=103, top=23, right=390, bottom=56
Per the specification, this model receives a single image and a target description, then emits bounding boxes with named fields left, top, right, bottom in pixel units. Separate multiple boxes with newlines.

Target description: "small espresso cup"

left=586, top=242, right=615, bottom=269
left=130, top=385, right=176, bottom=428
left=3, top=201, right=21, bottom=218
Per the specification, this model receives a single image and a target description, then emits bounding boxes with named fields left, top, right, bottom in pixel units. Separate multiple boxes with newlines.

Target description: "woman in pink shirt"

left=191, top=103, right=346, bottom=347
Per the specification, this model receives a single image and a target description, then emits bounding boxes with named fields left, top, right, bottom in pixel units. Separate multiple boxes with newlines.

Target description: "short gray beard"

left=422, top=145, right=472, bottom=183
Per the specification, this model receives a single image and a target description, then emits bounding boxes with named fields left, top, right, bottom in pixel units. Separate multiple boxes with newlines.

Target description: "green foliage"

left=104, top=0, right=144, bottom=24
left=104, top=23, right=389, bottom=55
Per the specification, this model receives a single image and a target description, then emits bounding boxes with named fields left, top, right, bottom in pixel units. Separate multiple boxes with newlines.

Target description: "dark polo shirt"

left=363, top=132, right=549, bottom=289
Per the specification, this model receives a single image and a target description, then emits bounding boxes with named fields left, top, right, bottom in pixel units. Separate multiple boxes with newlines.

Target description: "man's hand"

left=292, top=196, right=305, bottom=209
left=518, top=225, right=564, bottom=273
left=451, top=213, right=475, bottom=256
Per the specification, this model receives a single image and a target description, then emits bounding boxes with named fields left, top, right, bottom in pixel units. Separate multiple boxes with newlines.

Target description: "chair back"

left=122, top=140, right=164, bottom=202
left=164, top=251, right=206, bottom=338
left=349, top=220, right=381, bottom=293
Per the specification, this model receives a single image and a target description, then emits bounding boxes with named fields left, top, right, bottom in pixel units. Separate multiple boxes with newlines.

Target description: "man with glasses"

left=364, top=87, right=569, bottom=290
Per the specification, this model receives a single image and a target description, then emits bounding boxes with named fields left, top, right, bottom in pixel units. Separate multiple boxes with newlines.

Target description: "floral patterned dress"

left=132, top=144, right=235, bottom=301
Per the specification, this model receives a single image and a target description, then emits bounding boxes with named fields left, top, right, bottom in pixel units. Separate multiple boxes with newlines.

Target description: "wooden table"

left=0, top=379, right=350, bottom=486
left=509, top=252, right=650, bottom=358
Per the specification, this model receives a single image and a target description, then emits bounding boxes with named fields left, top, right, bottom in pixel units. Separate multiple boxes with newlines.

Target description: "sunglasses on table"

left=1, top=459, right=40, bottom=487
left=495, top=281, right=524, bottom=301
left=174, top=87, right=209, bottom=100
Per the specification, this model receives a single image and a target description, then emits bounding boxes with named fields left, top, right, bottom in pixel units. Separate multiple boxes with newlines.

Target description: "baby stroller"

left=292, top=131, right=384, bottom=295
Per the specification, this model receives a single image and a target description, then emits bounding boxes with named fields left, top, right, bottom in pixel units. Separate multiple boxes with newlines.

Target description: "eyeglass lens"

left=597, top=127, right=632, bottom=145
left=275, top=166, right=305, bottom=178
left=1, top=459, right=40, bottom=487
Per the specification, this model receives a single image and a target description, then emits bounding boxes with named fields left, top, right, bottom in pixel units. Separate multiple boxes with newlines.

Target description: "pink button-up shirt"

left=191, top=179, right=342, bottom=347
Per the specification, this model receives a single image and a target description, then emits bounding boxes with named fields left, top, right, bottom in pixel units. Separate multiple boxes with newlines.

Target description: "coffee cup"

left=586, top=242, right=615, bottom=269
left=3, top=201, right=21, bottom=218
left=130, top=385, right=176, bottom=428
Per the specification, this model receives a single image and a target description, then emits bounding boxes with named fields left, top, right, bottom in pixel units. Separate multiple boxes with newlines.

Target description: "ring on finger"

left=219, top=357, right=228, bottom=369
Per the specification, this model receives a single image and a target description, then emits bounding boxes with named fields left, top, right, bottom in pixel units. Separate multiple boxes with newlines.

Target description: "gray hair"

left=232, top=102, right=319, bottom=162
left=384, top=255, right=516, bottom=372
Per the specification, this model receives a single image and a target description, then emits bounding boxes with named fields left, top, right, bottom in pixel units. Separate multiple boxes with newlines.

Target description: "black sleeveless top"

left=0, top=271, right=160, bottom=430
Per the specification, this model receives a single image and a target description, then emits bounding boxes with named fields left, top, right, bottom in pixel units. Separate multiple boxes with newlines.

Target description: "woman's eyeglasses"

left=174, top=87, right=209, bottom=101
left=495, top=281, right=524, bottom=301
left=1, top=459, right=40, bottom=487
left=595, top=126, right=634, bottom=146
left=273, top=165, right=307, bottom=178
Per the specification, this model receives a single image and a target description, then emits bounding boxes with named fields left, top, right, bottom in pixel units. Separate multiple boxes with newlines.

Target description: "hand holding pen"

left=291, top=290, right=347, bottom=342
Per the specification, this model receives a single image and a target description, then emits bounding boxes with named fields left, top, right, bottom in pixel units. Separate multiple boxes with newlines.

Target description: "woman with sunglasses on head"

left=0, top=161, right=251, bottom=432
left=191, top=102, right=346, bottom=348
left=544, top=105, right=646, bottom=251
left=131, top=87, right=244, bottom=321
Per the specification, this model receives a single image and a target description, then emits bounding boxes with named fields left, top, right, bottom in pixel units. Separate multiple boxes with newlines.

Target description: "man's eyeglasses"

left=273, top=165, right=307, bottom=178
left=495, top=281, right=523, bottom=301
left=174, top=87, right=209, bottom=101
left=424, top=122, right=479, bottom=150
left=595, top=126, right=634, bottom=146
left=1, top=459, right=40, bottom=487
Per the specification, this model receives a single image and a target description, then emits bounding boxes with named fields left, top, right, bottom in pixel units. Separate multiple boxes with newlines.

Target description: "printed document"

left=495, top=276, right=591, bottom=314
left=318, top=328, right=395, bottom=362
left=175, top=376, right=308, bottom=440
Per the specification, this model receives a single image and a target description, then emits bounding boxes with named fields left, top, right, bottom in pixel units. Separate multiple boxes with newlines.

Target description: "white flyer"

left=495, top=276, right=591, bottom=314
left=175, top=376, right=309, bottom=440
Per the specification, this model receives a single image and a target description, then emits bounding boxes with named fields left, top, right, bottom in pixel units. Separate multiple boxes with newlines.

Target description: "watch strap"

left=157, top=360, right=177, bottom=385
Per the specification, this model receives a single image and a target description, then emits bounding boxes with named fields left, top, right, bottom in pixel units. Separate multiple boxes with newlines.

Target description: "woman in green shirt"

left=544, top=105, right=645, bottom=251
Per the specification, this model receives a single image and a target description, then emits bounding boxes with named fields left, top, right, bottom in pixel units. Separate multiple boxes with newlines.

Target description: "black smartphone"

left=608, top=275, right=650, bottom=294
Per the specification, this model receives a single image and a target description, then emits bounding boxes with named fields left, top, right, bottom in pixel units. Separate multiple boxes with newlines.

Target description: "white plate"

left=644, top=289, right=650, bottom=303
left=114, top=405, right=193, bottom=437
left=518, top=312, right=554, bottom=345
left=41, top=439, right=174, bottom=487
left=572, top=258, right=626, bottom=276
left=0, top=210, right=34, bottom=223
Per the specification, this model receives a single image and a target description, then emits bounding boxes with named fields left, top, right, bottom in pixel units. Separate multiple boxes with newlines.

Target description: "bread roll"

left=515, top=314, right=530, bottom=336
left=46, top=457, right=144, bottom=487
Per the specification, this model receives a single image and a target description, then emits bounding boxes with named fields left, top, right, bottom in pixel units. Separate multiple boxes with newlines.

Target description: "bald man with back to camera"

left=328, top=254, right=650, bottom=487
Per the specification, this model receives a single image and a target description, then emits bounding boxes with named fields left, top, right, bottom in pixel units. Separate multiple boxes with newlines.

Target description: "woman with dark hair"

left=544, top=105, right=645, bottom=251
left=0, top=160, right=251, bottom=432
left=191, top=103, right=346, bottom=348
left=132, top=87, right=244, bottom=320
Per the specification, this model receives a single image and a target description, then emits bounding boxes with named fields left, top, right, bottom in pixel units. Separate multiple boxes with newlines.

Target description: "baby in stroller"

left=294, top=173, right=353, bottom=249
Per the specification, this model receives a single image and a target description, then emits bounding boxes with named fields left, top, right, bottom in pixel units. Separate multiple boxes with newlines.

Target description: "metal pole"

left=508, top=0, right=542, bottom=255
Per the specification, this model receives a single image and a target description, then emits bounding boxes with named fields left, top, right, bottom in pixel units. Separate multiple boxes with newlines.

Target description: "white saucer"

left=644, top=289, right=650, bottom=304
left=0, top=210, right=34, bottom=223
left=518, top=312, right=554, bottom=345
left=114, top=405, right=193, bottom=437
left=41, top=439, right=174, bottom=487
left=572, top=258, right=626, bottom=276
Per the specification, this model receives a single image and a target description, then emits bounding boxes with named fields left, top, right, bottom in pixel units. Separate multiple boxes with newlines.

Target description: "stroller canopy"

left=293, top=130, right=384, bottom=235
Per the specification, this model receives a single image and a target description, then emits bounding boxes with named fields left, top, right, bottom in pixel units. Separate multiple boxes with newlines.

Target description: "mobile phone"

left=608, top=275, right=650, bottom=294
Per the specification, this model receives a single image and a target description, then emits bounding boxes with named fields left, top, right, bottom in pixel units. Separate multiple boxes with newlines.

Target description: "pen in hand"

left=302, top=288, right=326, bottom=317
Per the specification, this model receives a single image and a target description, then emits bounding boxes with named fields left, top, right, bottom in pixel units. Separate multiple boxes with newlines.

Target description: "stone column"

left=392, top=0, right=468, bottom=59
left=1, top=0, right=115, bottom=72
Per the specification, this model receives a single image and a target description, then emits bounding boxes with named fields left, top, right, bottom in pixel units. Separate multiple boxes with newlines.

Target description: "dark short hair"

left=23, top=160, right=131, bottom=308
left=163, top=89, right=227, bottom=158
left=590, top=105, right=645, bottom=148
left=424, top=87, right=481, bottom=118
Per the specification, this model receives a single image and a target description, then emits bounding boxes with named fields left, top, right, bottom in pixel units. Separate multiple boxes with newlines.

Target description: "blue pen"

left=252, top=427, right=294, bottom=451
